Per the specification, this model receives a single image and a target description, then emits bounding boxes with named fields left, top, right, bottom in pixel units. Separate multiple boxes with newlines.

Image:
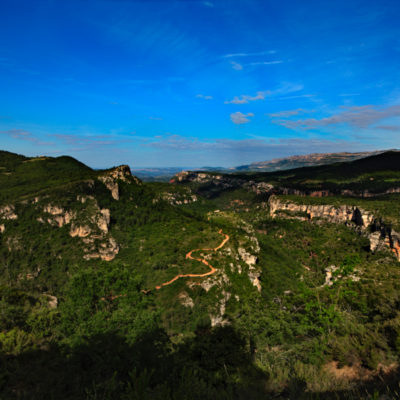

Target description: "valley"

left=1, top=150, right=400, bottom=399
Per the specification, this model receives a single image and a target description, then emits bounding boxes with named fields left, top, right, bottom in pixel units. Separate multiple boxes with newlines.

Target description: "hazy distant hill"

left=233, top=150, right=387, bottom=172
left=133, top=151, right=391, bottom=181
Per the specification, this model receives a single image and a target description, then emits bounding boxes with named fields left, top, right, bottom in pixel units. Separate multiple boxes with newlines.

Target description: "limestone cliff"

left=268, top=195, right=400, bottom=260
left=98, top=165, right=140, bottom=200
left=41, top=196, right=119, bottom=261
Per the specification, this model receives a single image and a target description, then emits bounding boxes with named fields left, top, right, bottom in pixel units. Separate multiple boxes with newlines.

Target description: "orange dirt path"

left=154, top=229, right=229, bottom=290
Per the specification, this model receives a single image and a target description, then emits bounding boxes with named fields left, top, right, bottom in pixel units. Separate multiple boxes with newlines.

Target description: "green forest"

left=1, top=150, right=400, bottom=399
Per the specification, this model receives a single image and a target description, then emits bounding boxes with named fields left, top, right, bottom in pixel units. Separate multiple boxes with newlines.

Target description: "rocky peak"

left=98, top=165, right=140, bottom=200
left=107, top=165, right=132, bottom=181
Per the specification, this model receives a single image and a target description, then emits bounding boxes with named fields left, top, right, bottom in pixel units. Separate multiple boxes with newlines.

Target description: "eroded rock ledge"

left=268, top=195, right=400, bottom=260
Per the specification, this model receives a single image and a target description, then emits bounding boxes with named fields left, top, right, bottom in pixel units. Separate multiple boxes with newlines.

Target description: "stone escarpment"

left=172, top=171, right=273, bottom=195
left=98, top=165, right=140, bottom=200
left=172, top=171, right=400, bottom=199
left=279, top=187, right=400, bottom=198
left=268, top=195, right=400, bottom=260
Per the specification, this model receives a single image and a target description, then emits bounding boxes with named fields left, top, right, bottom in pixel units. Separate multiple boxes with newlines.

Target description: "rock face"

left=210, top=290, right=231, bottom=327
left=268, top=195, right=374, bottom=228
left=41, top=197, right=119, bottom=261
left=178, top=291, right=194, bottom=308
left=43, top=204, right=75, bottom=227
left=161, top=191, right=198, bottom=205
left=0, top=205, right=18, bottom=220
left=279, top=187, right=400, bottom=198
left=238, top=247, right=261, bottom=292
left=268, top=195, right=400, bottom=261
left=43, top=294, right=58, bottom=309
left=0, top=224, right=4, bottom=233
left=98, top=165, right=140, bottom=200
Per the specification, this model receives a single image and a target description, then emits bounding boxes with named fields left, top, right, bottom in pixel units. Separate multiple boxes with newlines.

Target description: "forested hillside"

left=1, top=150, right=400, bottom=399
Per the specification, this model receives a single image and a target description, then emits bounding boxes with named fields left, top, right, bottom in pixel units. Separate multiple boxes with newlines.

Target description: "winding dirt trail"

left=154, top=229, right=229, bottom=290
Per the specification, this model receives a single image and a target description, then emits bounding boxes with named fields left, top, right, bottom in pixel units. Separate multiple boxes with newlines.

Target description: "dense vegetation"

left=1, top=150, right=400, bottom=399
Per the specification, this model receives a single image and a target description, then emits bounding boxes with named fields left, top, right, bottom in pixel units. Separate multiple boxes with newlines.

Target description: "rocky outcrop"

left=279, top=187, right=400, bottom=198
left=268, top=196, right=374, bottom=228
left=178, top=291, right=194, bottom=308
left=70, top=225, right=91, bottom=238
left=210, top=290, right=231, bottom=327
left=83, top=237, right=119, bottom=261
left=41, top=197, right=118, bottom=261
left=43, top=294, right=58, bottom=309
left=98, top=165, right=140, bottom=200
left=43, top=204, right=75, bottom=227
left=0, top=224, right=4, bottom=233
left=0, top=205, right=17, bottom=220
left=238, top=247, right=261, bottom=291
left=161, top=192, right=198, bottom=205
left=268, top=195, right=400, bottom=261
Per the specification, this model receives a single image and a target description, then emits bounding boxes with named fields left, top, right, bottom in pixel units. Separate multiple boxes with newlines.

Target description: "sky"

left=1, top=0, right=400, bottom=168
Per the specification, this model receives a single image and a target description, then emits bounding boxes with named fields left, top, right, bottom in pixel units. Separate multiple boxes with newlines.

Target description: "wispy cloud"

left=50, top=133, right=134, bottom=152
left=279, top=94, right=315, bottom=100
left=0, top=129, right=53, bottom=145
left=230, top=111, right=254, bottom=124
left=225, top=83, right=305, bottom=105
left=225, top=91, right=267, bottom=104
left=339, top=93, right=360, bottom=97
left=223, top=50, right=276, bottom=58
left=248, top=60, right=283, bottom=66
left=196, top=94, right=213, bottom=100
left=273, top=105, right=400, bottom=130
left=203, top=1, right=214, bottom=7
left=375, top=125, right=400, bottom=131
left=145, top=134, right=358, bottom=159
left=230, top=61, right=243, bottom=70
left=229, top=59, right=283, bottom=70
left=268, top=108, right=314, bottom=118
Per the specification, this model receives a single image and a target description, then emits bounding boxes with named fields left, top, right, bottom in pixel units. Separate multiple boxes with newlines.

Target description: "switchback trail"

left=154, top=229, right=230, bottom=290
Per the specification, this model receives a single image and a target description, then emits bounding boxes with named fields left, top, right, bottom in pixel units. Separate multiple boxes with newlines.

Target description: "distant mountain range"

left=132, top=150, right=394, bottom=181
left=232, top=150, right=391, bottom=172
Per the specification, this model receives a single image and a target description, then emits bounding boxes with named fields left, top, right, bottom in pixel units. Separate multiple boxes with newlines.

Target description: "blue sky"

left=1, top=0, right=400, bottom=168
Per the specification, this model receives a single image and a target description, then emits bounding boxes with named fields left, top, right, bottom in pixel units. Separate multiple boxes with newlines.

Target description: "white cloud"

left=230, top=61, right=243, bottom=70
left=225, top=91, right=268, bottom=104
left=230, top=112, right=254, bottom=124
left=196, top=94, right=213, bottom=100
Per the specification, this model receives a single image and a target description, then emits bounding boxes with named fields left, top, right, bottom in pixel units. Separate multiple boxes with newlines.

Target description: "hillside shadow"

left=1, top=326, right=400, bottom=400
